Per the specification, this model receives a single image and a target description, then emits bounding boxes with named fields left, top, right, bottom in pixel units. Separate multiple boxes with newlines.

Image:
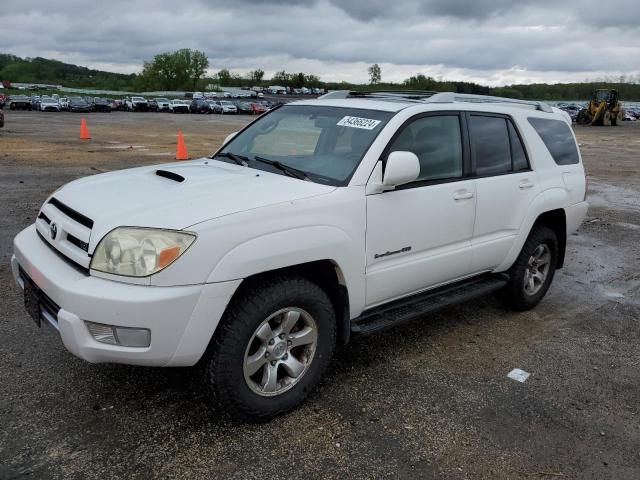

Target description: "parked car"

left=93, top=98, right=111, bottom=112
left=237, top=101, right=252, bottom=114
left=11, top=92, right=588, bottom=422
left=216, top=100, right=238, bottom=114
left=125, top=96, right=149, bottom=112
left=68, top=97, right=92, bottom=113
left=147, top=99, right=159, bottom=112
left=40, top=97, right=61, bottom=112
left=155, top=98, right=172, bottom=112
left=170, top=99, right=190, bottom=113
left=190, top=99, right=211, bottom=114
left=250, top=102, right=268, bottom=115
left=84, top=97, right=96, bottom=110
left=259, top=100, right=275, bottom=110
left=205, top=100, right=222, bottom=114
left=0, top=109, right=4, bottom=128
left=59, top=97, right=69, bottom=111
left=8, top=95, right=32, bottom=110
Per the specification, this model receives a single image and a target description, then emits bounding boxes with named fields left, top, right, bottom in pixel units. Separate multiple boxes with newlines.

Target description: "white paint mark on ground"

left=507, top=369, right=530, bottom=383
left=605, top=292, right=625, bottom=298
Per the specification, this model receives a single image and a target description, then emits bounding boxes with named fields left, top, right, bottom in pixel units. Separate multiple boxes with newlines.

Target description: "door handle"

left=453, top=191, right=474, bottom=200
left=519, top=180, right=534, bottom=189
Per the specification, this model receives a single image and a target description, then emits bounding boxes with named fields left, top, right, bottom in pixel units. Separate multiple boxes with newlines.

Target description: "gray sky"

left=2, top=0, right=640, bottom=85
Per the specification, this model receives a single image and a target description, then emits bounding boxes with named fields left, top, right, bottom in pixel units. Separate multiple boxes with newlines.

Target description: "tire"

left=499, top=226, right=558, bottom=311
left=204, top=275, right=336, bottom=422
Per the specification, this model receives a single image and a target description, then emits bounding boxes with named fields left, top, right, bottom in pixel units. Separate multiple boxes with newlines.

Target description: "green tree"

left=140, top=49, right=209, bottom=90
left=248, top=69, right=265, bottom=84
left=217, top=69, right=232, bottom=86
left=293, top=72, right=306, bottom=88
left=368, top=63, right=381, bottom=85
left=272, top=70, right=291, bottom=86
left=305, top=74, right=321, bottom=87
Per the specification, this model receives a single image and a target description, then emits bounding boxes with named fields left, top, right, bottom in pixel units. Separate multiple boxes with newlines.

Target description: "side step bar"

left=351, top=274, right=509, bottom=335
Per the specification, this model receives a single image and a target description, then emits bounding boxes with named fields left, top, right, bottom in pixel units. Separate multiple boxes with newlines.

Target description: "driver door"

left=365, top=113, right=477, bottom=307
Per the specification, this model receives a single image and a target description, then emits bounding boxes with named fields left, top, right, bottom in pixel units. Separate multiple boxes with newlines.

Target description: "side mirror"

left=223, top=131, right=238, bottom=145
left=383, top=151, right=420, bottom=188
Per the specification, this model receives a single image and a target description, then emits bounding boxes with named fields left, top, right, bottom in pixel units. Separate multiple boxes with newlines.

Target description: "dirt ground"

left=1, top=110, right=639, bottom=480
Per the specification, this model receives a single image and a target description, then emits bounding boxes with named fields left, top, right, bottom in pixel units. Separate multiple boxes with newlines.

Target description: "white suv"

left=12, top=91, right=588, bottom=421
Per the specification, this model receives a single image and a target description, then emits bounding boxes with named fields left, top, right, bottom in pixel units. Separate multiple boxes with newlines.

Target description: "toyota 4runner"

left=12, top=91, right=588, bottom=421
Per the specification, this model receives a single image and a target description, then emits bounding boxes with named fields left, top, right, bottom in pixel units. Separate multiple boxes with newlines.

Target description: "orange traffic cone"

left=80, top=118, right=90, bottom=140
left=176, top=130, right=189, bottom=160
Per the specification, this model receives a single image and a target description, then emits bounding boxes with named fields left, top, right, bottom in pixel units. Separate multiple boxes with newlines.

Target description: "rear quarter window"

left=528, top=117, right=580, bottom=165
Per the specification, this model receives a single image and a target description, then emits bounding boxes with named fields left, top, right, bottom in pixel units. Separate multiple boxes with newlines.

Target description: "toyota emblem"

left=50, top=222, right=58, bottom=240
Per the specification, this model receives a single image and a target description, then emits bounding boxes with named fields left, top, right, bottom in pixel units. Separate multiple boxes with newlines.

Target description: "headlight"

left=90, top=227, right=196, bottom=277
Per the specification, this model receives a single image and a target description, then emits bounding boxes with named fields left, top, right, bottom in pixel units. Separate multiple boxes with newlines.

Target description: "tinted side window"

left=528, top=117, right=579, bottom=165
left=389, top=115, right=463, bottom=182
left=509, top=122, right=529, bottom=171
left=470, top=116, right=511, bottom=175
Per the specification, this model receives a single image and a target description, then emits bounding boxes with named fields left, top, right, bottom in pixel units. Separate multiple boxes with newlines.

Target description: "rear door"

left=467, top=113, right=540, bottom=272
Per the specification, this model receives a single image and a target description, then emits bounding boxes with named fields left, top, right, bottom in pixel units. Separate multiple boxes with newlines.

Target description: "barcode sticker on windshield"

left=337, top=116, right=382, bottom=130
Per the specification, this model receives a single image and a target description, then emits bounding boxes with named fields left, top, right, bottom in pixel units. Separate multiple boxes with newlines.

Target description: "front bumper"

left=12, top=225, right=241, bottom=367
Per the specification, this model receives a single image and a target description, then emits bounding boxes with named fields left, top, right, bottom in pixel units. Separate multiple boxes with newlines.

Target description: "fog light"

left=85, top=322, right=151, bottom=348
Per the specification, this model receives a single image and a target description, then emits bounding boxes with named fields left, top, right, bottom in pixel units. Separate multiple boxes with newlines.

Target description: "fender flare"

left=206, top=225, right=365, bottom=317
left=496, top=188, right=569, bottom=272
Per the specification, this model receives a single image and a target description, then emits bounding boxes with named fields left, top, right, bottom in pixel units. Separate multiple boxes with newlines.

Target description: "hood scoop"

left=155, top=169, right=185, bottom=183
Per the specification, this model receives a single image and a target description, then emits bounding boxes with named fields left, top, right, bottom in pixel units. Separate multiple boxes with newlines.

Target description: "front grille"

left=48, top=197, right=94, bottom=229
left=37, top=231, right=89, bottom=274
left=66, top=233, right=89, bottom=252
left=38, top=212, right=51, bottom=224
left=36, top=197, right=94, bottom=272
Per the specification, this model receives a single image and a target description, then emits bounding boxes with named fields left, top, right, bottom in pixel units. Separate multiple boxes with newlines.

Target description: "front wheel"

left=500, top=226, right=558, bottom=311
left=204, top=276, right=336, bottom=422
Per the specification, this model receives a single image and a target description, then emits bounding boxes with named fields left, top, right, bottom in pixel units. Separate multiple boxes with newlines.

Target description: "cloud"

left=0, top=0, right=639, bottom=85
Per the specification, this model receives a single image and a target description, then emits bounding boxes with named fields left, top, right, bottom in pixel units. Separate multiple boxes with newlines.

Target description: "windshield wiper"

left=252, top=156, right=308, bottom=180
left=214, top=151, right=250, bottom=166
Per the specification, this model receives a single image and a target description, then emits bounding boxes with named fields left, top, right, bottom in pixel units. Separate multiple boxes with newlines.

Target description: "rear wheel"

left=500, top=226, right=558, bottom=311
left=205, top=276, right=336, bottom=422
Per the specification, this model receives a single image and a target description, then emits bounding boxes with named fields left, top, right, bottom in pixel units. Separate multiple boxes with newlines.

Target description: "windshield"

left=218, top=105, right=393, bottom=186
left=157, top=98, right=169, bottom=102
left=132, top=97, right=145, bottom=101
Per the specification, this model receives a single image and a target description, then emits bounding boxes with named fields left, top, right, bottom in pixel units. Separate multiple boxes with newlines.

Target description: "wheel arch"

left=496, top=193, right=569, bottom=273
left=225, top=260, right=352, bottom=346
left=532, top=209, right=567, bottom=268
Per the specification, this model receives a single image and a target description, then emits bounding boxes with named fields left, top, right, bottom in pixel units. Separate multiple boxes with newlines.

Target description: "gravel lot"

left=1, top=111, right=639, bottom=479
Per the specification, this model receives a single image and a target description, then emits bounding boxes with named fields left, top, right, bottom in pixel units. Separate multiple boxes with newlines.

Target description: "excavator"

left=576, top=89, right=624, bottom=126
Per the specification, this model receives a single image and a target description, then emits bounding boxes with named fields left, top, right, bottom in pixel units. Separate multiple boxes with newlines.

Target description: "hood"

left=53, top=159, right=336, bottom=250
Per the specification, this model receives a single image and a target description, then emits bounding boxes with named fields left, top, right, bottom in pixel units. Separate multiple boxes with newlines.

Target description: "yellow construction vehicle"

left=577, top=89, right=624, bottom=126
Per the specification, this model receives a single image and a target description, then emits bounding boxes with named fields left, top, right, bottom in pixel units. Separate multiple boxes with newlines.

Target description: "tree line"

left=2, top=51, right=640, bottom=100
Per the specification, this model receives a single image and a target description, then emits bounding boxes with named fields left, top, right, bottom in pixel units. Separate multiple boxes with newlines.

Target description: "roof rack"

left=425, top=92, right=554, bottom=113
left=319, top=90, right=553, bottom=113
left=319, top=90, right=437, bottom=103
left=349, top=90, right=440, bottom=101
